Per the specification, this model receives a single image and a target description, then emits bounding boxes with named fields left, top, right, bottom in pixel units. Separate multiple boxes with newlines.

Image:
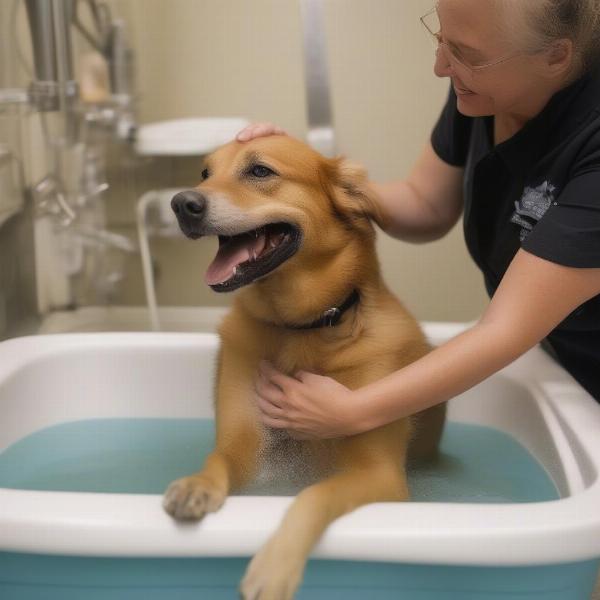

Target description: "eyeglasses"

left=420, top=6, right=522, bottom=81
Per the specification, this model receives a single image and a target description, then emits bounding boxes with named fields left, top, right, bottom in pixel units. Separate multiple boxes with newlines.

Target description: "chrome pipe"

left=24, top=0, right=77, bottom=112
left=24, top=0, right=57, bottom=83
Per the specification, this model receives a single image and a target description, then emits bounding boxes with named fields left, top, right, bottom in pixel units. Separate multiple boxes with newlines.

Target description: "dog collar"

left=286, top=289, right=360, bottom=330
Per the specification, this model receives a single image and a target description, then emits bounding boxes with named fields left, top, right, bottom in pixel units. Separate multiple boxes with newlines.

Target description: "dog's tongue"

left=205, top=232, right=267, bottom=285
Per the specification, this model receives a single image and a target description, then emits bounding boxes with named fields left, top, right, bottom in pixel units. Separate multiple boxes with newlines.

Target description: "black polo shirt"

left=430, top=68, right=600, bottom=402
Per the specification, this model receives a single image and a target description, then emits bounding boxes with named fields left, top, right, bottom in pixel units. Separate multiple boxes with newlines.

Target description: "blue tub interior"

left=0, top=418, right=559, bottom=501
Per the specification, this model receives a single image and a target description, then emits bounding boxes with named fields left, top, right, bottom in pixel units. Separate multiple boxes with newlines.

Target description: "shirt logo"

left=510, top=180, right=556, bottom=241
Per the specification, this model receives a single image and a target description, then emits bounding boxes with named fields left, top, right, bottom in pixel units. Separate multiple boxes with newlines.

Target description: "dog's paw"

left=239, top=539, right=305, bottom=600
left=162, top=475, right=226, bottom=521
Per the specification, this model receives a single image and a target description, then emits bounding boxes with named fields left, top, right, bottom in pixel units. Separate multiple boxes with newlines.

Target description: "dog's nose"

left=171, top=190, right=206, bottom=220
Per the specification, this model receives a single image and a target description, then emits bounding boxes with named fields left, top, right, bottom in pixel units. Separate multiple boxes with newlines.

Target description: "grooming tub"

left=0, top=322, right=599, bottom=599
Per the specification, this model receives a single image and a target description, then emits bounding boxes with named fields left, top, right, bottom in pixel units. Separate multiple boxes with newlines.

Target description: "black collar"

left=285, top=288, right=360, bottom=330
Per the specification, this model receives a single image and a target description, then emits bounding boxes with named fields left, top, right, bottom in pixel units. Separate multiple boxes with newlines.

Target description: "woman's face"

left=432, top=0, right=561, bottom=118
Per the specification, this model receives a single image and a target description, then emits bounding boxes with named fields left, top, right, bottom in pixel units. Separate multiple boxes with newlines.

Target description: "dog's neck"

left=236, top=239, right=381, bottom=331
left=280, top=288, right=360, bottom=330
left=238, top=284, right=364, bottom=331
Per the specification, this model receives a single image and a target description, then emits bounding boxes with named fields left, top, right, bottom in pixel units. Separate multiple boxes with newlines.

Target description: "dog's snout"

left=171, top=190, right=207, bottom=220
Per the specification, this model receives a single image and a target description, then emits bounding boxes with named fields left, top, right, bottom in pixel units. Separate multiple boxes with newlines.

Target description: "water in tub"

left=0, top=418, right=559, bottom=501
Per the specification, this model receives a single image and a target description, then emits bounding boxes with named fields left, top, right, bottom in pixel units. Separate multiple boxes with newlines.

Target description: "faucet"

left=22, top=0, right=137, bottom=218
left=0, top=0, right=139, bottom=309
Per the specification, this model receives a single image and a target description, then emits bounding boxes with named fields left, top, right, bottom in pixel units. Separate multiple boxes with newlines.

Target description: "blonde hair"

left=499, top=0, right=600, bottom=79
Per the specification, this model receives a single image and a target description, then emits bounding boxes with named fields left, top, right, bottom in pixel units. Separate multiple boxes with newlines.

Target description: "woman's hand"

left=253, top=360, right=365, bottom=439
left=236, top=122, right=288, bottom=142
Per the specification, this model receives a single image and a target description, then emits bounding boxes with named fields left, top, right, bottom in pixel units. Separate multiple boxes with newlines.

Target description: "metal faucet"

left=1, top=0, right=136, bottom=222
left=0, top=0, right=139, bottom=308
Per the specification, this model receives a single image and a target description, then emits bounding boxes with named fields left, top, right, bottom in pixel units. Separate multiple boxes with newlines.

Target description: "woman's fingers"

left=256, top=393, right=285, bottom=419
left=236, top=122, right=288, bottom=142
left=259, top=361, right=299, bottom=397
left=260, top=414, right=290, bottom=429
left=254, top=374, right=284, bottom=409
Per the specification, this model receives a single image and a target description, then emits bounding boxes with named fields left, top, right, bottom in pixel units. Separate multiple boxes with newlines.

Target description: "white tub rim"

left=0, top=325, right=599, bottom=566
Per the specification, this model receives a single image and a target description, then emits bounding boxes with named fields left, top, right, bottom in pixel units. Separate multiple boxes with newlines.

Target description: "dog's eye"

left=248, top=165, right=276, bottom=178
left=201, top=168, right=210, bottom=181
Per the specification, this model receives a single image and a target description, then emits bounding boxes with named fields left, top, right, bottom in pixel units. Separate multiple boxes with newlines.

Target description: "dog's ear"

left=319, top=156, right=385, bottom=228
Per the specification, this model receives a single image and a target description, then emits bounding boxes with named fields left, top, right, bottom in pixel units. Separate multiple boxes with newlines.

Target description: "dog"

left=164, top=134, right=446, bottom=600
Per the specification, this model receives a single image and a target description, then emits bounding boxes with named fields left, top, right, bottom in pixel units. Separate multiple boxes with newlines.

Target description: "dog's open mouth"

left=206, top=222, right=302, bottom=292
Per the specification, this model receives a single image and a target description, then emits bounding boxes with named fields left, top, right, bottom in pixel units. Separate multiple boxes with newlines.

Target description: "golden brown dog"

left=164, top=134, right=446, bottom=600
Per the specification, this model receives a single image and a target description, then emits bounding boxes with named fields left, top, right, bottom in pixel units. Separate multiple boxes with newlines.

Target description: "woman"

left=235, top=0, right=600, bottom=440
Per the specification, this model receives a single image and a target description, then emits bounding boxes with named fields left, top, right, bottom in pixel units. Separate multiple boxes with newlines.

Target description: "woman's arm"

left=354, top=249, right=600, bottom=432
left=368, top=141, right=465, bottom=243
left=255, top=249, right=600, bottom=438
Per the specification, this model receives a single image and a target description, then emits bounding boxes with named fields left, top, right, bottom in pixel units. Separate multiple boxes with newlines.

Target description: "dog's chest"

left=242, top=427, right=337, bottom=495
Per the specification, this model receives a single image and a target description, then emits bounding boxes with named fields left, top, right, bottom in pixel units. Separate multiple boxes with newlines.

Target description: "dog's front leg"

left=239, top=458, right=408, bottom=600
left=163, top=346, right=263, bottom=521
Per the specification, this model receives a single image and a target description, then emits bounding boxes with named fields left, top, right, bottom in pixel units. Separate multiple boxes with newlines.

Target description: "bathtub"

left=1, top=322, right=600, bottom=599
